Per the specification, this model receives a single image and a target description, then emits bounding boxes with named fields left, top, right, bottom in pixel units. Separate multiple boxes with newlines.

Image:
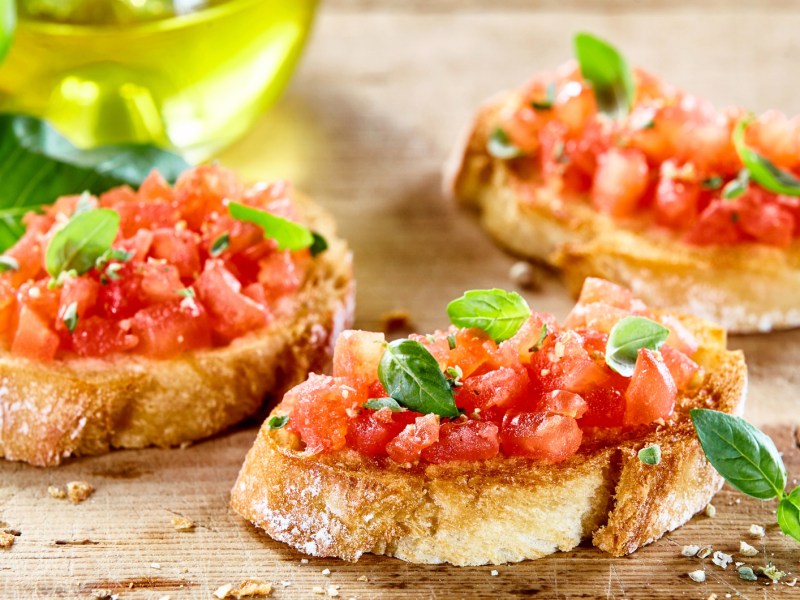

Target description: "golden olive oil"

left=0, top=0, right=317, bottom=159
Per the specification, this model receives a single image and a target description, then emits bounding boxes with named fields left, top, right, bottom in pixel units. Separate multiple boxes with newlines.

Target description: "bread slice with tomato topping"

left=445, top=38, right=800, bottom=333
left=231, top=279, right=746, bottom=565
left=0, top=165, right=354, bottom=466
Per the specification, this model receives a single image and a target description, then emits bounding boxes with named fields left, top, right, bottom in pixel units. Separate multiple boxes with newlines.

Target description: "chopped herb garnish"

left=210, top=232, right=230, bottom=257
left=62, top=301, right=78, bottom=334
left=445, top=365, right=464, bottom=389
left=447, top=288, right=531, bottom=343
left=529, top=323, right=548, bottom=352
left=363, top=397, right=405, bottom=412
left=638, top=444, right=661, bottom=465
left=722, top=169, right=750, bottom=200
left=0, top=256, right=18, bottom=272
left=701, top=176, right=724, bottom=190
left=177, top=288, right=195, bottom=298
left=447, top=333, right=457, bottom=350
left=425, top=334, right=436, bottom=344
left=759, top=563, right=787, bottom=583
left=310, top=231, right=329, bottom=256
left=531, top=81, right=557, bottom=110
left=605, top=316, right=669, bottom=376
left=47, top=269, right=77, bottom=290
left=487, top=127, right=523, bottom=160
left=104, top=263, right=123, bottom=282
left=267, top=415, right=289, bottom=430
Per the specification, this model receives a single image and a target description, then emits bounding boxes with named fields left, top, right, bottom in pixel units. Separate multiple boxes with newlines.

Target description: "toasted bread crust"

left=0, top=194, right=354, bottom=467
left=444, top=93, right=800, bottom=333
left=231, top=315, right=747, bottom=565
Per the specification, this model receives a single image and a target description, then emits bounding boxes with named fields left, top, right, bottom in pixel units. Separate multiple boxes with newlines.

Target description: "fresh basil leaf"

left=722, top=169, right=750, bottom=200
left=62, top=301, right=78, bottom=334
left=487, top=128, right=523, bottom=160
left=531, top=81, right=556, bottom=110
left=690, top=408, right=787, bottom=500
left=605, top=316, right=669, bottom=376
left=363, top=397, right=405, bottom=412
left=574, top=32, right=634, bottom=120
left=310, top=231, right=328, bottom=256
left=210, top=232, right=230, bottom=257
left=777, top=486, right=800, bottom=542
left=45, top=208, right=119, bottom=278
left=638, top=444, right=661, bottom=465
left=0, top=255, right=18, bottom=272
left=228, top=201, right=314, bottom=251
left=0, top=114, right=189, bottom=252
left=378, top=339, right=458, bottom=418
left=733, top=118, right=800, bottom=196
left=267, top=415, right=289, bottom=430
left=446, top=288, right=531, bottom=342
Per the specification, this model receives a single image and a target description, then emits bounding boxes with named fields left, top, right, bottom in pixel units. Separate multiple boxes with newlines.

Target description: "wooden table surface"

left=3, top=1, right=800, bottom=598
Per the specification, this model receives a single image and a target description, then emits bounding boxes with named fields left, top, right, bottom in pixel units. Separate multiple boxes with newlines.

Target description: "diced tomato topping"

left=500, top=410, right=582, bottom=462
left=130, top=298, right=211, bottom=359
left=624, top=348, right=677, bottom=426
left=150, top=228, right=201, bottom=279
left=333, top=330, right=387, bottom=385
left=685, top=199, right=744, bottom=246
left=70, top=316, right=138, bottom=357
left=455, top=366, right=530, bottom=413
left=538, top=390, right=588, bottom=419
left=591, top=148, right=650, bottom=218
left=421, top=420, right=500, bottom=463
left=653, top=170, right=700, bottom=229
left=286, top=374, right=365, bottom=454
left=345, top=408, right=417, bottom=458
left=174, top=164, right=243, bottom=229
left=139, top=262, right=185, bottom=305
left=660, top=345, right=700, bottom=391
left=385, top=414, right=440, bottom=464
left=737, top=192, right=795, bottom=247
left=11, top=305, right=59, bottom=361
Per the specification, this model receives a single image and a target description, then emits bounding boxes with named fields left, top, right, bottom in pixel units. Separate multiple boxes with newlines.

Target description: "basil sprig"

left=574, top=32, right=635, bottom=120
left=691, top=409, right=800, bottom=543
left=363, top=397, right=405, bottom=412
left=605, top=316, right=669, bottom=376
left=732, top=118, right=800, bottom=197
left=45, top=208, right=120, bottom=278
left=228, top=201, right=327, bottom=254
left=447, top=288, right=531, bottom=342
left=487, top=128, right=523, bottom=160
left=0, top=114, right=189, bottom=252
left=378, top=339, right=458, bottom=418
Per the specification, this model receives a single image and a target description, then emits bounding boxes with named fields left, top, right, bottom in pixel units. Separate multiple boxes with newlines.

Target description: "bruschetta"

left=445, top=33, right=800, bottom=333
left=0, top=165, right=354, bottom=466
left=231, top=278, right=746, bottom=565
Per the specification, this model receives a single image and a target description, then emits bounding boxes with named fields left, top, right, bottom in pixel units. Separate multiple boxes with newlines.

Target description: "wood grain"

left=3, top=1, right=800, bottom=598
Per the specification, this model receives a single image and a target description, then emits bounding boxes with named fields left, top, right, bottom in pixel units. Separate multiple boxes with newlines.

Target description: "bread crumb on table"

left=0, top=531, right=15, bottom=549
left=704, top=503, right=716, bottom=518
left=214, top=584, right=233, bottom=599
left=170, top=515, right=196, bottom=531
left=233, top=578, right=272, bottom=597
left=51, top=481, right=94, bottom=503
left=356, top=575, right=368, bottom=582
left=490, top=570, right=499, bottom=576
left=312, top=586, right=325, bottom=595
left=326, top=585, right=340, bottom=597
left=688, top=570, right=706, bottom=583
left=321, top=568, right=331, bottom=576
left=90, top=589, right=116, bottom=599
left=739, top=541, right=759, bottom=557
left=749, top=524, right=765, bottom=537
left=48, top=485, right=67, bottom=499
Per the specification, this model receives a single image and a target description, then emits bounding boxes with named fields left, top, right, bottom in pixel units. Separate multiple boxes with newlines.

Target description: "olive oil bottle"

left=0, top=0, right=317, bottom=159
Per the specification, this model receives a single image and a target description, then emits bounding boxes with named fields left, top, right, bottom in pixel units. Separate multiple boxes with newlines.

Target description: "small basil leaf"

left=722, top=169, right=750, bottom=200
left=638, top=444, right=661, bottom=465
left=228, top=201, right=313, bottom=251
left=733, top=118, right=800, bottom=197
left=701, top=176, right=724, bottom=190
left=487, top=128, right=523, bottom=160
left=45, top=208, right=120, bottom=278
left=0, top=114, right=189, bottom=252
left=777, top=487, right=800, bottom=543
left=605, top=316, right=669, bottom=376
left=446, top=288, right=531, bottom=342
left=210, top=232, right=230, bottom=257
left=177, top=287, right=195, bottom=298
left=267, top=415, right=289, bottom=430
left=529, top=323, right=548, bottom=353
left=574, top=32, right=634, bottom=120
left=378, top=339, right=458, bottom=418
left=447, top=333, right=456, bottom=350
left=363, top=397, right=405, bottom=412
left=690, top=408, right=787, bottom=500
left=0, top=255, right=18, bottom=272
left=531, top=81, right=556, bottom=110
left=310, top=231, right=328, bottom=256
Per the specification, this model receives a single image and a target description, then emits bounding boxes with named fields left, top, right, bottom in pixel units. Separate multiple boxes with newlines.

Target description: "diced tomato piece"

left=138, top=170, right=174, bottom=203
left=500, top=105, right=541, bottom=154
left=747, top=110, right=800, bottom=170
left=118, top=230, right=154, bottom=262
left=591, top=148, right=650, bottom=217
left=571, top=277, right=641, bottom=312
left=0, top=278, right=16, bottom=342
left=499, top=410, right=582, bottom=462
left=445, top=327, right=498, bottom=378
left=660, top=345, right=700, bottom=391
left=455, top=367, right=530, bottom=413
left=286, top=374, right=365, bottom=454
left=99, top=185, right=137, bottom=207
left=241, top=283, right=267, bottom=305
left=194, top=260, right=269, bottom=341
left=554, top=83, right=597, bottom=135
left=386, top=413, right=440, bottom=464
left=737, top=192, right=795, bottom=247
left=57, top=277, right=100, bottom=332
left=333, top=330, right=386, bottom=386
left=658, top=314, right=698, bottom=355
left=131, top=298, right=211, bottom=359
left=345, top=408, right=417, bottom=458
left=174, top=164, right=243, bottom=229
left=11, top=304, right=59, bottom=361
left=421, top=420, right=500, bottom=463
left=496, top=313, right=559, bottom=367
left=564, top=300, right=629, bottom=334
left=45, top=193, right=97, bottom=217
left=257, top=250, right=306, bottom=301
left=624, top=348, right=677, bottom=426
left=17, top=281, right=60, bottom=323
left=70, top=316, right=138, bottom=357
left=5, top=225, right=47, bottom=286
left=538, top=390, right=588, bottom=419
left=140, top=262, right=184, bottom=305
left=653, top=171, right=700, bottom=229
left=113, top=201, right=181, bottom=238
left=150, top=228, right=201, bottom=279
left=685, top=199, right=745, bottom=245
left=96, top=263, right=145, bottom=319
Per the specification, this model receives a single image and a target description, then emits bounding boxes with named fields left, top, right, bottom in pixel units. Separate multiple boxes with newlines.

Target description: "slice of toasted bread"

left=230, top=313, right=746, bottom=566
left=0, top=193, right=354, bottom=467
left=444, top=93, right=800, bottom=334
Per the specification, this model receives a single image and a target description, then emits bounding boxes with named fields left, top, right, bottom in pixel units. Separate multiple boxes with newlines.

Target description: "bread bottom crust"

left=231, top=321, right=746, bottom=565
left=0, top=195, right=354, bottom=467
